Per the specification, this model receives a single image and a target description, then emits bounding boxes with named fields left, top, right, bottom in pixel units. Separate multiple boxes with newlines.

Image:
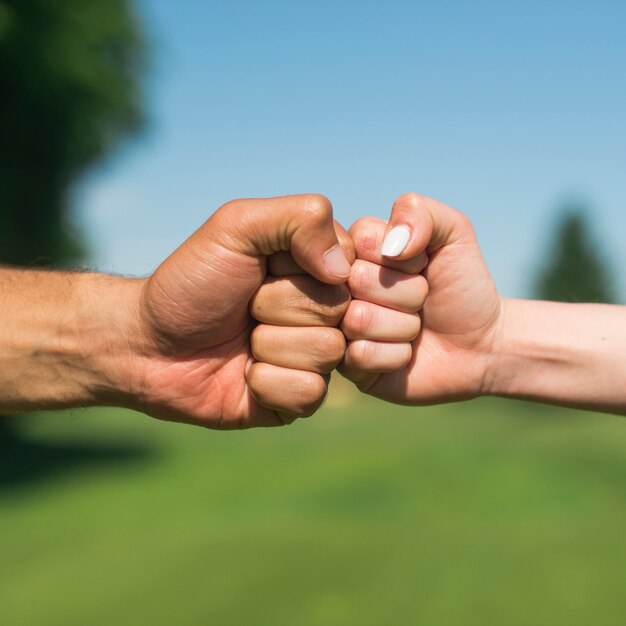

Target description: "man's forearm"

left=0, top=268, right=145, bottom=413
left=487, top=298, right=626, bottom=415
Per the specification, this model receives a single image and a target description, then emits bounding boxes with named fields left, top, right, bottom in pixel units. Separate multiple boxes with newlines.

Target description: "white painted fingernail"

left=381, top=226, right=410, bottom=257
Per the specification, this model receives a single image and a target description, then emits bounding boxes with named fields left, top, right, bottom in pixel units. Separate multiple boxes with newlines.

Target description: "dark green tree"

left=535, top=203, right=617, bottom=304
left=0, top=0, right=146, bottom=265
left=0, top=0, right=146, bottom=443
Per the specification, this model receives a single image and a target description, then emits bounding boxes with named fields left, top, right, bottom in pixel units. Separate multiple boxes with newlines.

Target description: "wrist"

left=70, top=273, right=150, bottom=410
left=457, top=295, right=505, bottom=401
left=481, top=297, right=514, bottom=397
left=482, top=298, right=577, bottom=400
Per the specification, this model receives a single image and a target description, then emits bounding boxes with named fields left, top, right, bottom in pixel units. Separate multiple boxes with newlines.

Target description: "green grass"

left=1, top=382, right=625, bottom=626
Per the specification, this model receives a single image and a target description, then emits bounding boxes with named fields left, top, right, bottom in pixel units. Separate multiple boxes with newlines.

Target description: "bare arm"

left=0, top=267, right=144, bottom=413
left=486, top=299, right=626, bottom=415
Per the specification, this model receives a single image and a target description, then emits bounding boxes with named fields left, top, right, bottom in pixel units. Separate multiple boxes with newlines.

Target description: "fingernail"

left=381, top=225, right=411, bottom=257
left=323, top=245, right=352, bottom=277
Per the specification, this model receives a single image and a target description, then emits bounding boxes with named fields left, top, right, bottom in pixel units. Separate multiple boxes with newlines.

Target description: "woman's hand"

left=339, top=192, right=502, bottom=404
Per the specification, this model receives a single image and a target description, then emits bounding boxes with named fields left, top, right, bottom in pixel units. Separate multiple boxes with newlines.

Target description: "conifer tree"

left=535, top=204, right=616, bottom=304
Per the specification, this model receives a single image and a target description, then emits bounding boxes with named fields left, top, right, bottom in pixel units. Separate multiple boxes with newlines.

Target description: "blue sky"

left=79, top=0, right=626, bottom=299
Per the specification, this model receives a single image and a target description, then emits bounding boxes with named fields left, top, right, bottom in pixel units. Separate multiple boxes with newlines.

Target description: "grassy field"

left=1, top=378, right=625, bottom=626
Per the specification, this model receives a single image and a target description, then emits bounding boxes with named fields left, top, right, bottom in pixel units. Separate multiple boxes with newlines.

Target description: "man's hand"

left=136, top=194, right=354, bottom=428
left=339, top=192, right=502, bottom=404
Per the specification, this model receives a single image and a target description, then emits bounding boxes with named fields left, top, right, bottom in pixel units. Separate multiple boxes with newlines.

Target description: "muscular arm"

left=0, top=267, right=144, bottom=413
left=487, top=299, right=626, bottom=415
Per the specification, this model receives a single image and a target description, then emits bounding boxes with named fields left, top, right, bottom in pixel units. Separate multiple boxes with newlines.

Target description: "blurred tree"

left=0, top=0, right=146, bottom=442
left=0, top=0, right=145, bottom=264
left=535, top=203, right=617, bottom=304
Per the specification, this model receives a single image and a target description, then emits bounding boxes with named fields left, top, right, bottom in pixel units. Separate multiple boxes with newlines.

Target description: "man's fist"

left=135, top=194, right=354, bottom=428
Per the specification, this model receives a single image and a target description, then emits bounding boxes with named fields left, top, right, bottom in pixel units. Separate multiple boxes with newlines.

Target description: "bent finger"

left=348, top=260, right=429, bottom=313
left=341, top=300, right=422, bottom=341
left=247, top=362, right=329, bottom=420
left=339, top=340, right=412, bottom=378
left=251, top=325, right=346, bottom=374
left=250, top=275, right=350, bottom=326
left=380, top=192, right=473, bottom=260
left=269, top=219, right=355, bottom=276
left=349, top=217, right=428, bottom=273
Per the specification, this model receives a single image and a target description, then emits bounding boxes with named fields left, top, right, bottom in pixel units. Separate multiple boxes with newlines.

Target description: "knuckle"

left=455, top=210, right=470, bottom=227
left=249, top=279, right=279, bottom=320
left=453, top=210, right=475, bottom=235
left=358, top=229, right=380, bottom=260
left=348, top=217, right=368, bottom=241
left=217, top=198, right=238, bottom=213
left=210, top=199, right=244, bottom=232
left=350, top=339, right=372, bottom=367
left=398, top=191, right=427, bottom=209
left=296, top=374, right=328, bottom=416
left=404, top=276, right=429, bottom=312
left=302, top=194, right=333, bottom=222
left=348, top=260, right=372, bottom=298
left=343, top=301, right=362, bottom=336
left=350, top=217, right=371, bottom=232
left=350, top=218, right=383, bottom=259
left=315, top=328, right=346, bottom=369
left=347, top=300, right=375, bottom=336
left=217, top=198, right=248, bottom=219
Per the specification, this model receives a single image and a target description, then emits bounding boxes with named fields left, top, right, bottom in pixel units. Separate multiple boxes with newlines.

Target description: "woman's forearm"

left=0, top=267, right=144, bottom=413
left=487, top=298, right=626, bottom=415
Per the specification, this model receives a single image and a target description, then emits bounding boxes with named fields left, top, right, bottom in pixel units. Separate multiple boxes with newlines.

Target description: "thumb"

left=380, top=192, right=471, bottom=260
left=209, top=194, right=352, bottom=284
left=268, top=219, right=356, bottom=277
